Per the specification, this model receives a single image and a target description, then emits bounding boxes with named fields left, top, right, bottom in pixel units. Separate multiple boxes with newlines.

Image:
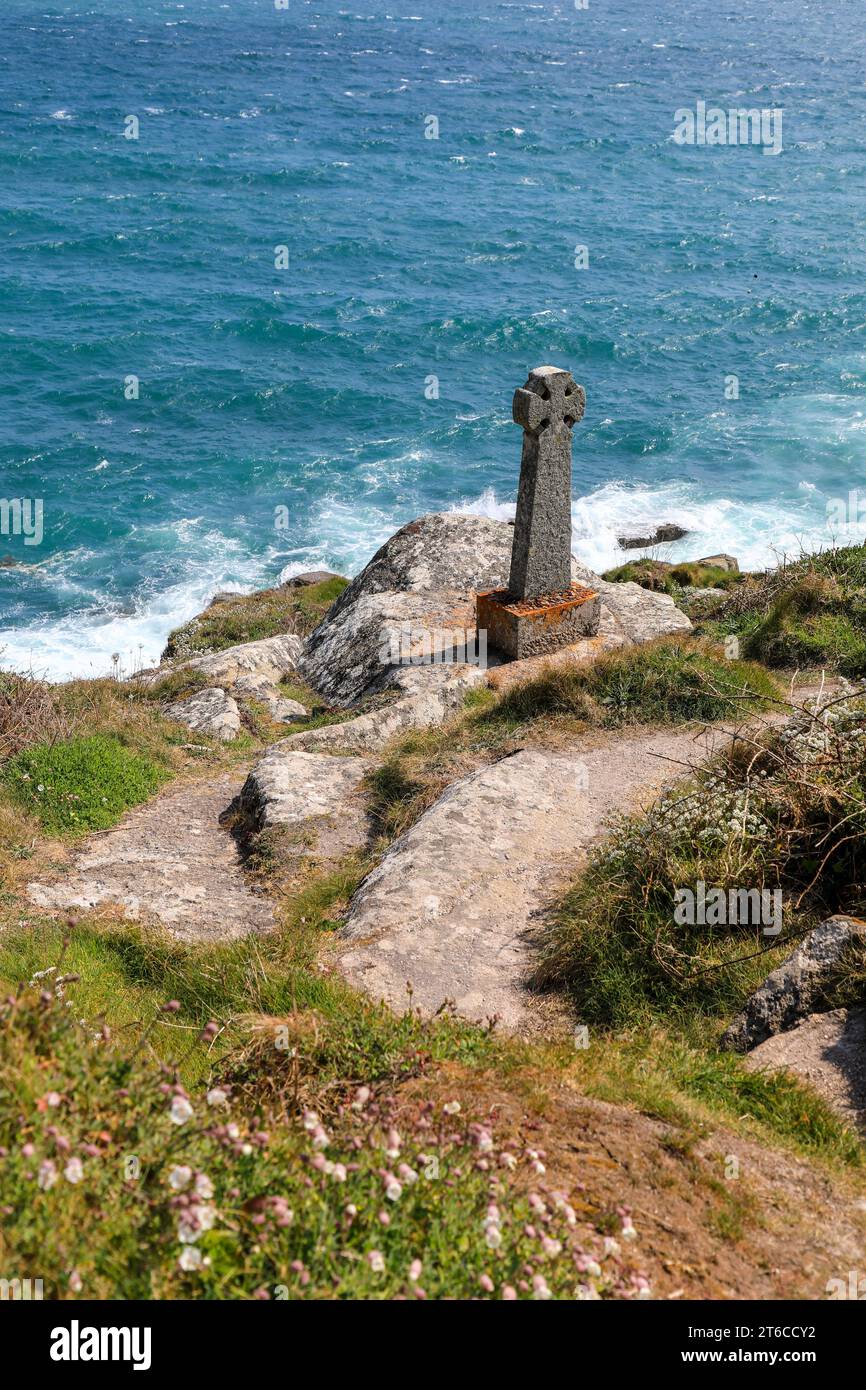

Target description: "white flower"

left=194, top=1172, right=214, bottom=1199
left=179, top=1246, right=203, bottom=1271
left=532, top=1275, right=552, bottom=1301
left=170, top=1096, right=193, bottom=1126
left=38, top=1159, right=57, bottom=1190
left=443, top=1100, right=461, bottom=1115
left=385, top=1178, right=403, bottom=1203
left=64, top=1157, right=84, bottom=1184
left=169, top=1165, right=193, bottom=1191
left=68, top=1269, right=83, bottom=1293
left=408, top=1259, right=423, bottom=1283
left=206, top=1087, right=228, bottom=1108
left=367, top=1250, right=385, bottom=1274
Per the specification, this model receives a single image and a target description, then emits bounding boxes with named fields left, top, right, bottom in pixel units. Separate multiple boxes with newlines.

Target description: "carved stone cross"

left=508, top=365, right=585, bottom=600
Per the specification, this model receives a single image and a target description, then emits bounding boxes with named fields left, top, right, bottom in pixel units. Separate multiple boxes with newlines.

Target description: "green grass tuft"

left=2, top=734, right=170, bottom=836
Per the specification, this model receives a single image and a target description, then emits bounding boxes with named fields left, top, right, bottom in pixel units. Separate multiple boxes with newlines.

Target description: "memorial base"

left=476, top=584, right=600, bottom=661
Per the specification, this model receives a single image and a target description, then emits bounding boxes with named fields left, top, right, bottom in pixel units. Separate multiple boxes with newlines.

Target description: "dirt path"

left=27, top=772, right=272, bottom=944
left=337, top=721, right=777, bottom=1029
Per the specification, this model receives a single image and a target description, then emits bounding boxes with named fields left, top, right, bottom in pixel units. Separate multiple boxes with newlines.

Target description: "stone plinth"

left=477, top=583, right=600, bottom=661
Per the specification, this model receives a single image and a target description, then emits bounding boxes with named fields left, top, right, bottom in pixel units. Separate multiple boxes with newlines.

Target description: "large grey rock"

left=337, top=727, right=730, bottom=1029
left=298, top=513, right=512, bottom=707
left=142, top=634, right=303, bottom=690
left=722, top=916, right=866, bottom=1052
left=165, top=687, right=241, bottom=742
left=233, top=673, right=307, bottom=724
left=286, top=666, right=486, bottom=753
left=617, top=523, right=688, bottom=550
left=744, top=1007, right=866, bottom=1132
left=238, top=748, right=371, bottom=855
left=299, top=513, right=691, bottom=708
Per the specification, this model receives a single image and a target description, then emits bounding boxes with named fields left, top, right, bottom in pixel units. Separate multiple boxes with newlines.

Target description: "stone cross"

left=508, top=365, right=585, bottom=600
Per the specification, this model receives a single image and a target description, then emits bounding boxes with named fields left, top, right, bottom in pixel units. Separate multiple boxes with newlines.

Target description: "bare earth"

left=26, top=772, right=272, bottom=943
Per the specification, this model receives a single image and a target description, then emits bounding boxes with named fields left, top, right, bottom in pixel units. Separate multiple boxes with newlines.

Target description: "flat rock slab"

left=744, top=1007, right=866, bottom=1133
left=287, top=667, right=486, bottom=753
left=338, top=727, right=738, bottom=1029
left=27, top=774, right=273, bottom=944
left=238, top=747, right=371, bottom=834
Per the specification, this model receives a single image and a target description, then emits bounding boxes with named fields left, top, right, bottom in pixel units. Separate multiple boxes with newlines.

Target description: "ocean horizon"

left=2, top=0, right=865, bottom=679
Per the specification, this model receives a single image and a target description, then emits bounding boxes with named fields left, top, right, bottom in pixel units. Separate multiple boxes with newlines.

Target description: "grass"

left=3, top=735, right=171, bottom=836
left=162, top=577, right=348, bottom=662
left=698, top=544, right=866, bottom=677
left=603, top=558, right=741, bottom=595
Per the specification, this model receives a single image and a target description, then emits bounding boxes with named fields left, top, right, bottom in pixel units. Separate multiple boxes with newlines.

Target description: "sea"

left=2, top=0, right=865, bottom=679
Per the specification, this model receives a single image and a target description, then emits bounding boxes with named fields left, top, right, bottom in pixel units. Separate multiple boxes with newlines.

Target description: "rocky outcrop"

left=233, top=674, right=307, bottom=724
left=299, top=513, right=691, bottom=708
left=696, top=554, right=739, bottom=572
left=141, top=634, right=303, bottom=690
left=722, top=916, right=866, bottom=1052
left=238, top=747, right=371, bottom=832
left=280, top=570, right=344, bottom=589
left=165, top=686, right=241, bottom=742
left=285, top=666, right=487, bottom=753
left=617, top=524, right=689, bottom=550
left=744, top=1007, right=866, bottom=1132
left=337, top=726, right=739, bottom=1029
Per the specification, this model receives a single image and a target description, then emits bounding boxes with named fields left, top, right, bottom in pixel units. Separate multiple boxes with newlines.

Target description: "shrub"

left=700, top=544, right=866, bottom=676
left=3, top=734, right=170, bottom=835
left=534, top=688, right=866, bottom=1030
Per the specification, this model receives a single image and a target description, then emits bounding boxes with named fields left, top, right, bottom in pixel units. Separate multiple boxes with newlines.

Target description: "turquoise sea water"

left=1, top=0, right=865, bottom=677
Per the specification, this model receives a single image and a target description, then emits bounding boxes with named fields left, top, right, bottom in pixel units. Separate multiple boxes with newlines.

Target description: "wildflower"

left=38, top=1159, right=57, bottom=1191
left=443, top=1100, right=461, bottom=1115
left=502, top=1286, right=517, bottom=1300
left=206, top=1087, right=228, bottom=1108
left=302, top=1110, right=320, bottom=1133
left=331, top=1163, right=347, bottom=1183
left=532, top=1274, right=552, bottom=1301
left=621, top=1217, right=638, bottom=1242
left=170, top=1095, right=193, bottom=1126
left=384, top=1175, right=403, bottom=1203
left=179, top=1247, right=204, bottom=1272
left=541, top=1236, right=562, bottom=1259
left=352, top=1086, right=371, bottom=1111
left=64, top=1157, right=84, bottom=1184
left=160, top=1000, right=181, bottom=1013
left=68, top=1269, right=83, bottom=1293
left=397, top=1162, right=418, bottom=1185
left=479, top=1274, right=494, bottom=1293
left=43, top=1091, right=62, bottom=1109
left=367, top=1250, right=385, bottom=1274
left=169, top=1165, right=193, bottom=1191
left=385, top=1128, right=401, bottom=1160
left=408, top=1259, right=423, bottom=1283
left=194, top=1172, right=214, bottom=1199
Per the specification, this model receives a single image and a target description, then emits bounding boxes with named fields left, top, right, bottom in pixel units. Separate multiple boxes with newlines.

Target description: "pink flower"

left=68, top=1269, right=83, bottom=1293
left=502, top=1285, right=517, bottom=1300
left=532, top=1274, right=552, bottom=1301
left=479, top=1274, right=494, bottom=1293
left=408, top=1259, right=423, bottom=1283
